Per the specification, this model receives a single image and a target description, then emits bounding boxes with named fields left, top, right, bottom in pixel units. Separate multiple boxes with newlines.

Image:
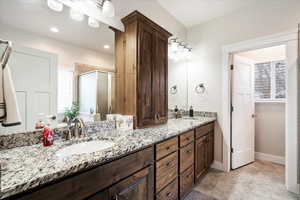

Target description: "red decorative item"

left=43, top=127, right=54, bottom=147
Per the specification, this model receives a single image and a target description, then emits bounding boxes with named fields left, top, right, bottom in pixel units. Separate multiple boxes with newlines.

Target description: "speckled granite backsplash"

left=0, top=121, right=116, bottom=150
left=168, top=110, right=217, bottom=118
left=0, top=112, right=216, bottom=150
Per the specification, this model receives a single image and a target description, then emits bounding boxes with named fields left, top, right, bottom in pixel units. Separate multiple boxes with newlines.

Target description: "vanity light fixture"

left=170, top=38, right=179, bottom=52
left=104, top=45, right=110, bottom=49
left=47, top=0, right=116, bottom=28
left=47, top=0, right=63, bottom=12
left=88, top=17, right=100, bottom=28
left=70, top=7, right=84, bottom=21
left=168, top=37, right=192, bottom=61
left=102, top=0, right=115, bottom=17
left=50, top=27, right=59, bottom=33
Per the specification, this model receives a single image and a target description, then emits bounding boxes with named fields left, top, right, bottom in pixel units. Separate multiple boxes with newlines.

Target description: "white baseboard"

left=211, top=160, right=224, bottom=171
left=255, top=152, right=285, bottom=165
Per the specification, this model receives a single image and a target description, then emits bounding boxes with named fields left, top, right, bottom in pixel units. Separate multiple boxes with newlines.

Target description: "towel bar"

left=0, top=39, right=12, bottom=69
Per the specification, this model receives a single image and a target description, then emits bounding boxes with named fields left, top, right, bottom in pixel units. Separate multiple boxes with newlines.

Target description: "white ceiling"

left=0, top=0, right=181, bottom=54
left=156, top=0, right=258, bottom=27
left=0, top=0, right=260, bottom=54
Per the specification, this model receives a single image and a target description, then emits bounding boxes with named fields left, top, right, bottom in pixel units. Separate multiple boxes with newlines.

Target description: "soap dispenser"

left=189, top=106, right=194, bottom=117
left=174, top=105, right=178, bottom=112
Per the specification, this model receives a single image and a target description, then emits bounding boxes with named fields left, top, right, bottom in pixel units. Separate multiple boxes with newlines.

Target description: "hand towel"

left=0, top=64, right=21, bottom=127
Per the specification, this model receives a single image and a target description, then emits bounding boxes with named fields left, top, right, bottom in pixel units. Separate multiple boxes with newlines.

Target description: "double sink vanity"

left=1, top=117, right=215, bottom=200
left=0, top=8, right=217, bottom=200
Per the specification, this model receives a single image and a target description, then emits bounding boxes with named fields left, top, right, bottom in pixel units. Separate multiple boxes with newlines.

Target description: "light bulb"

left=88, top=17, right=100, bottom=28
left=170, top=41, right=178, bottom=52
left=70, top=8, right=84, bottom=21
left=102, top=0, right=115, bottom=18
left=47, top=0, right=63, bottom=12
left=178, top=44, right=184, bottom=52
left=187, top=49, right=192, bottom=59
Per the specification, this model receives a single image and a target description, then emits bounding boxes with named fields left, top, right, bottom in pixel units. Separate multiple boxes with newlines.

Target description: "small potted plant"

left=64, top=102, right=80, bottom=125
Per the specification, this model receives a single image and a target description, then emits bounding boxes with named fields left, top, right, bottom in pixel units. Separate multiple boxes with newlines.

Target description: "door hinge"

left=231, top=148, right=234, bottom=153
left=231, top=105, right=234, bottom=113
left=230, top=64, right=234, bottom=70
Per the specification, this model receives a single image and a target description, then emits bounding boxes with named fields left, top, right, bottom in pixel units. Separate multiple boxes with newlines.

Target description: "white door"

left=231, top=55, right=255, bottom=169
left=0, top=45, right=57, bottom=132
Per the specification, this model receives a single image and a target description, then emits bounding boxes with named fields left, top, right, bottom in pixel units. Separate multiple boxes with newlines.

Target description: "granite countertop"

left=0, top=117, right=216, bottom=199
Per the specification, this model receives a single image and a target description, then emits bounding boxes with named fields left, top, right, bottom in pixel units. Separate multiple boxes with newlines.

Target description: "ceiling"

left=156, top=0, right=258, bottom=27
left=0, top=0, right=260, bottom=54
left=0, top=0, right=116, bottom=54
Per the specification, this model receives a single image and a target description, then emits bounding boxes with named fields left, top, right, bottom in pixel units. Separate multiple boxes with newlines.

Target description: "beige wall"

left=0, top=24, right=115, bottom=70
left=187, top=0, right=300, bottom=162
left=255, top=103, right=285, bottom=157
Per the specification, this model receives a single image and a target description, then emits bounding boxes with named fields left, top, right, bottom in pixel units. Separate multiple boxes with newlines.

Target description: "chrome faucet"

left=64, top=118, right=88, bottom=140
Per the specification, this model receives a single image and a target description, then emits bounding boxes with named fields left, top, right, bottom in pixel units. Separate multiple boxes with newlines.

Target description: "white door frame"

left=221, top=29, right=299, bottom=193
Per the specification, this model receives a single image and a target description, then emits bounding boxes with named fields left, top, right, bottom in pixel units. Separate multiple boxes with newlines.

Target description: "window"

left=57, top=69, right=74, bottom=112
left=254, top=60, right=286, bottom=102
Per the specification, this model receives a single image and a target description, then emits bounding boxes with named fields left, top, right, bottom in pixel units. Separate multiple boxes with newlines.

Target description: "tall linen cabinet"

left=112, top=11, right=172, bottom=128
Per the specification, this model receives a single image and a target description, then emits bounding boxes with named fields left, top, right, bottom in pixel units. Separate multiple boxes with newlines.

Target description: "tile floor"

left=192, top=160, right=300, bottom=200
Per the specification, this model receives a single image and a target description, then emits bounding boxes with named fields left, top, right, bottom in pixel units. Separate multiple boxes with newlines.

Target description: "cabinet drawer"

left=180, top=143, right=194, bottom=173
left=156, top=137, right=178, bottom=160
left=196, top=123, right=214, bottom=139
left=156, top=151, right=178, bottom=192
left=180, top=130, right=194, bottom=147
left=156, top=179, right=178, bottom=200
left=180, top=166, right=194, bottom=198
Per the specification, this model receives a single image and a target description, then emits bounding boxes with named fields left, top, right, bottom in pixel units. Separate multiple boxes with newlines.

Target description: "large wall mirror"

left=168, top=59, right=189, bottom=112
left=0, top=0, right=188, bottom=134
left=0, top=0, right=116, bottom=133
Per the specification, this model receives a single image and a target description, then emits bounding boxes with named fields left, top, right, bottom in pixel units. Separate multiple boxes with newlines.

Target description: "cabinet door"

left=153, top=32, right=168, bottom=124
left=195, top=136, right=207, bottom=181
left=207, top=132, right=214, bottom=167
left=137, top=23, right=156, bottom=127
left=109, top=167, right=154, bottom=200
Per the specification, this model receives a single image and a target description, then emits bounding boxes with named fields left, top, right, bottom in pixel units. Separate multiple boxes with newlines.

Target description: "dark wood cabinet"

left=207, top=131, right=214, bottom=167
left=195, top=135, right=207, bottom=180
left=89, top=167, right=153, bottom=200
left=10, top=148, right=154, bottom=200
left=8, top=123, right=215, bottom=200
left=180, top=166, right=194, bottom=199
left=153, top=31, right=168, bottom=124
left=113, top=11, right=172, bottom=128
left=109, top=166, right=153, bottom=200
left=195, top=123, right=215, bottom=182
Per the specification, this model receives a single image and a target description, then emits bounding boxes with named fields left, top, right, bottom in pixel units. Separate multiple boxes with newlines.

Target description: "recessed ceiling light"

left=104, top=45, right=110, bottom=49
left=50, top=27, right=59, bottom=33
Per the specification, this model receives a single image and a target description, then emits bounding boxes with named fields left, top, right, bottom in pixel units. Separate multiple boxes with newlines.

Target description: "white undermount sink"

left=56, top=140, right=115, bottom=158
